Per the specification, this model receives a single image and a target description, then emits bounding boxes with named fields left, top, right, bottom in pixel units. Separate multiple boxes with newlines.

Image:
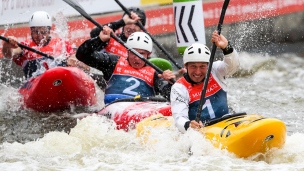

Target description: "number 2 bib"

left=105, top=57, right=155, bottom=101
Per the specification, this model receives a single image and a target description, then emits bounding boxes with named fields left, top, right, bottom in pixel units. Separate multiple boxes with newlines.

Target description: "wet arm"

left=2, top=38, right=23, bottom=58
left=90, top=19, right=125, bottom=38
left=214, top=44, right=240, bottom=77
left=76, top=37, right=119, bottom=80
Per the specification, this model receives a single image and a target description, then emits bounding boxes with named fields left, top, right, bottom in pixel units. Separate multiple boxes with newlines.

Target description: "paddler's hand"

left=3, top=36, right=19, bottom=49
left=99, top=26, right=113, bottom=42
left=211, top=30, right=228, bottom=49
left=2, top=36, right=23, bottom=58
left=175, top=68, right=187, bottom=79
left=158, top=69, right=176, bottom=84
left=190, top=120, right=203, bottom=130
left=67, top=54, right=90, bottom=71
left=123, top=11, right=141, bottom=25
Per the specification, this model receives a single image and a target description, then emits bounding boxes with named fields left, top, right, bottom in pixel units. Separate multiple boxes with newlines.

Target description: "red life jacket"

left=177, top=74, right=228, bottom=121
left=13, top=38, right=74, bottom=67
left=104, top=37, right=128, bottom=58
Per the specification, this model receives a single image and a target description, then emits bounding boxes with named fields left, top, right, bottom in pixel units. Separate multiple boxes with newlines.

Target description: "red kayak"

left=19, top=67, right=97, bottom=112
left=97, top=97, right=172, bottom=131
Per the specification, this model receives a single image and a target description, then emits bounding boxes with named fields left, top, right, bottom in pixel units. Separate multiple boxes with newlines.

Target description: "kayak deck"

left=19, top=67, right=97, bottom=112
left=136, top=113, right=286, bottom=158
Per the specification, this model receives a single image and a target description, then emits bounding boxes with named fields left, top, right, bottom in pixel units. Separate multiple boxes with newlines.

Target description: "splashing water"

left=53, top=11, right=69, bottom=41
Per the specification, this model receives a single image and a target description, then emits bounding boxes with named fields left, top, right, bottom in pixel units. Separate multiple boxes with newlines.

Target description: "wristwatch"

left=222, top=41, right=233, bottom=55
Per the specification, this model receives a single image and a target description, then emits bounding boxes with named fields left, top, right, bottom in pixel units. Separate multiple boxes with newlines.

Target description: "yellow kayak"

left=136, top=113, right=286, bottom=158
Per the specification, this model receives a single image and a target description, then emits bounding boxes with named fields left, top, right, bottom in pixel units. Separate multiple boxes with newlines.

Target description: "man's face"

left=185, top=62, right=208, bottom=83
left=30, top=26, right=50, bottom=46
left=123, top=23, right=142, bottom=38
left=128, top=48, right=151, bottom=69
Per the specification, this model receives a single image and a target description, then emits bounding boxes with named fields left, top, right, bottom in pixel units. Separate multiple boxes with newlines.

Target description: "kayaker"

left=170, top=31, right=240, bottom=133
left=76, top=27, right=176, bottom=104
left=1, top=11, right=89, bottom=79
left=90, top=7, right=187, bottom=80
left=89, top=7, right=145, bottom=58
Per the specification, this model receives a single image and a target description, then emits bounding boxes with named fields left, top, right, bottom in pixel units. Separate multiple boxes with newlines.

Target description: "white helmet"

left=183, top=43, right=211, bottom=64
left=29, top=11, right=52, bottom=27
left=126, top=32, right=152, bottom=52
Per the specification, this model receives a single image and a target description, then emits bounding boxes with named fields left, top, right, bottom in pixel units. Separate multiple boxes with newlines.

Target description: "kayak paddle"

left=114, top=0, right=183, bottom=70
left=195, top=0, right=230, bottom=123
left=62, top=0, right=175, bottom=83
left=0, top=35, right=54, bottom=60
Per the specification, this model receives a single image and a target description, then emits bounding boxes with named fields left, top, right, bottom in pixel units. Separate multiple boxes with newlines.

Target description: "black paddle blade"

left=62, top=0, right=87, bottom=17
left=62, top=0, right=102, bottom=28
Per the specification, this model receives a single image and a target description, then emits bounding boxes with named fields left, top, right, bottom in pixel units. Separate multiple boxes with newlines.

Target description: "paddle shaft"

left=0, top=35, right=54, bottom=60
left=114, top=0, right=183, bottom=69
left=62, top=0, right=175, bottom=83
left=195, top=0, right=230, bottom=122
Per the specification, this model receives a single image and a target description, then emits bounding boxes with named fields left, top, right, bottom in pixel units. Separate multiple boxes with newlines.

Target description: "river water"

left=0, top=47, right=304, bottom=170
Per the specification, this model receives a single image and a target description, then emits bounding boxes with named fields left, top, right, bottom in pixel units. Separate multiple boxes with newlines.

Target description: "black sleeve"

left=90, top=19, right=125, bottom=38
left=222, top=41, right=234, bottom=55
left=76, top=37, right=120, bottom=80
left=184, top=121, right=190, bottom=131
left=107, top=19, right=125, bottom=31
left=90, top=27, right=102, bottom=38
left=153, top=72, right=173, bottom=101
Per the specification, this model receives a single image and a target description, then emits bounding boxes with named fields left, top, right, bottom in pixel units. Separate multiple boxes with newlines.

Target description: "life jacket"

left=177, top=74, right=228, bottom=122
left=104, top=37, right=128, bottom=58
left=104, top=57, right=155, bottom=104
left=13, top=37, right=74, bottom=68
